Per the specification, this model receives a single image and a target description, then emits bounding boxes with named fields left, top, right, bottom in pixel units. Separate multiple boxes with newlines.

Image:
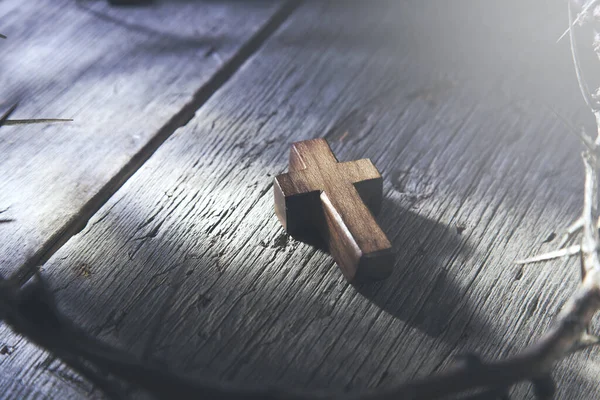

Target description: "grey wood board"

left=0, top=0, right=287, bottom=398
left=3, top=0, right=598, bottom=399
left=0, top=0, right=286, bottom=279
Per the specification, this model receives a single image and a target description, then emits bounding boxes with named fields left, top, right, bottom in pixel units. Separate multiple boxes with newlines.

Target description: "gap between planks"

left=9, top=0, right=302, bottom=286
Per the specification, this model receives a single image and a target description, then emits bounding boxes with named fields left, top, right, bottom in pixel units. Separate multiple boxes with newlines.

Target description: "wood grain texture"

left=0, top=0, right=289, bottom=398
left=3, top=0, right=600, bottom=399
left=274, top=138, right=393, bottom=282
left=0, top=0, right=286, bottom=280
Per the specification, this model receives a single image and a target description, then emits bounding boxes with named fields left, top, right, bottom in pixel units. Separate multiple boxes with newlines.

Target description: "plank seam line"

left=10, top=0, right=303, bottom=285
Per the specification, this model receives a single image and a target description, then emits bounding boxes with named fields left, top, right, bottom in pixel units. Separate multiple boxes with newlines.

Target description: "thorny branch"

left=3, top=1, right=600, bottom=400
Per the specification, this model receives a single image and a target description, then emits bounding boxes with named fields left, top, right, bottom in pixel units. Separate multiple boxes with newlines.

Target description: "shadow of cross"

left=274, top=138, right=394, bottom=282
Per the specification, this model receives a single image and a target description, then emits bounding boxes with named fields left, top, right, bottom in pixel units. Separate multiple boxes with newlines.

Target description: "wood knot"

left=390, top=169, right=435, bottom=204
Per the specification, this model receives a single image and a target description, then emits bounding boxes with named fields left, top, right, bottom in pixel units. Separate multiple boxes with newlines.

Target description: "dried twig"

left=2, top=118, right=74, bottom=125
left=0, top=103, right=73, bottom=127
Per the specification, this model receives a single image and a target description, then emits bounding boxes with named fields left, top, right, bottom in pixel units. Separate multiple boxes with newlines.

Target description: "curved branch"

left=568, top=1, right=600, bottom=113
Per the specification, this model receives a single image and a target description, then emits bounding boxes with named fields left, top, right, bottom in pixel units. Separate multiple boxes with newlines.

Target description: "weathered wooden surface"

left=0, top=0, right=289, bottom=397
left=0, top=0, right=287, bottom=280
left=3, top=0, right=600, bottom=399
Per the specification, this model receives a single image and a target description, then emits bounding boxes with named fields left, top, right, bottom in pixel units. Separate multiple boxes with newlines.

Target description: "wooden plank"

left=8, top=0, right=599, bottom=398
left=0, top=0, right=289, bottom=280
left=0, top=1, right=292, bottom=397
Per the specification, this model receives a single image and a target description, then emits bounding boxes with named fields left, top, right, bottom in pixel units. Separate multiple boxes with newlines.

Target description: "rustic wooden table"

left=0, top=0, right=597, bottom=398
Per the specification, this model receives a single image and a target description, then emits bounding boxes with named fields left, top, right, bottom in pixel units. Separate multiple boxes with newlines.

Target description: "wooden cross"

left=274, top=138, right=394, bottom=282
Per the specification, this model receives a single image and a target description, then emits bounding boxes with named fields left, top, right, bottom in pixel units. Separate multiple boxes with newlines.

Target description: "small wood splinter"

left=274, top=138, right=394, bottom=282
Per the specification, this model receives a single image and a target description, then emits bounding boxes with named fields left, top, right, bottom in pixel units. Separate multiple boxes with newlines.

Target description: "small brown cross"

left=274, top=138, right=394, bottom=282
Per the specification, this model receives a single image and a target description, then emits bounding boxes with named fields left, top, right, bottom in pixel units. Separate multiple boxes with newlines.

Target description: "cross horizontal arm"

left=338, top=159, right=381, bottom=183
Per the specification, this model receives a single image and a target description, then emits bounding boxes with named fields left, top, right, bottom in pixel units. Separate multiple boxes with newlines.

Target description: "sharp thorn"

left=3, top=118, right=73, bottom=125
left=515, top=244, right=581, bottom=265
